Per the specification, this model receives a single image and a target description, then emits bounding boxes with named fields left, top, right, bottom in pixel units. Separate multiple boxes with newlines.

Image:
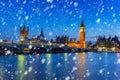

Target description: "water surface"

left=0, top=52, right=120, bottom=80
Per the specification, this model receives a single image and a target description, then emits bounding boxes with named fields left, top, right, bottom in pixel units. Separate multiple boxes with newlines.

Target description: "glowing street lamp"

left=20, top=37, right=24, bottom=44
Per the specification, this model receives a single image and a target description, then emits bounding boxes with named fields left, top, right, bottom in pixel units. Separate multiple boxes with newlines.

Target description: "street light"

left=20, top=38, right=24, bottom=44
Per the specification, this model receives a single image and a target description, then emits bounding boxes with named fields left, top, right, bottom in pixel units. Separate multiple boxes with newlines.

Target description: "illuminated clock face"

left=80, top=29, right=85, bottom=32
left=80, top=29, right=83, bottom=32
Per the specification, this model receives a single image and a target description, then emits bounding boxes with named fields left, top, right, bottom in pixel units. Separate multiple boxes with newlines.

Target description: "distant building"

left=20, top=25, right=29, bottom=42
left=96, top=35, right=120, bottom=48
left=56, top=35, right=69, bottom=44
left=32, top=35, right=37, bottom=40
left=69, top=38, right=76, bottom=42
left=37, top=29, right=45, bottom=41
left=68, top=20, right=86, bottom=48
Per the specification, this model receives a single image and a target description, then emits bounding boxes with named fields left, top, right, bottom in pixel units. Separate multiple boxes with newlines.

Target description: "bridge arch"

left=50, top=47, right=65, bottom=53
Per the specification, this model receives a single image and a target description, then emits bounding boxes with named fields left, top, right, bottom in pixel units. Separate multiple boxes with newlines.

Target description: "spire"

left=80, top=20, right=84, bottom=27
left=40, top=28, right=44, bottom=37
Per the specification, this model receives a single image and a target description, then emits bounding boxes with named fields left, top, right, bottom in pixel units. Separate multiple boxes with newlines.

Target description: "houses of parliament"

left=20, top=26, right=29, bottom=41
left=19, top=20, right=86, bottom=48
left=68, top=20, right=86, bottom=48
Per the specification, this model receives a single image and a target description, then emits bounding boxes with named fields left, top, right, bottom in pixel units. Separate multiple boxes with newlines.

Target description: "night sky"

left=0, top=0, right=120, bottom=41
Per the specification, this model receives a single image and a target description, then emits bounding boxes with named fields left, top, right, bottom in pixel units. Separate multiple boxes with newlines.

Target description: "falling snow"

left=99, top=69, right=104, bottom=74
left=25, top=16, right=29, bottom=20
left=46, top=0, right=53, bottom=3
left=117, top=59, right=120, bottom=64
left=72, top=66, right=77, bottom=73
left=96, top=18, right=101, bottom=23
left=65, top=76, right=70, bottom=80
left=0, top=0, right=119, bottom=41
left=0, top=0, right=120, bottom=80
left=0, top=53, right=119, bottom=80
left=28, top=45, right=33, bottom=49
left=74, top=2, right=78, bottom=7
left=41, top=58, right=46, bottom=64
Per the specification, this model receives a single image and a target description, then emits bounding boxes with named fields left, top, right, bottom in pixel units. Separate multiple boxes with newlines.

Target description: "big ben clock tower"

left=80, top=20, right=86, bottom=48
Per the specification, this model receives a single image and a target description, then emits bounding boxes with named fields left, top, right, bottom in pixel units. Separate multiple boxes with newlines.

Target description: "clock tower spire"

left=80, top=20, right=86, bottom=48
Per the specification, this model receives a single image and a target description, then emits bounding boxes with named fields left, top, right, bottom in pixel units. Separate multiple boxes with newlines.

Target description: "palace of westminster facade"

left=20, top=20, right=86, bottom=48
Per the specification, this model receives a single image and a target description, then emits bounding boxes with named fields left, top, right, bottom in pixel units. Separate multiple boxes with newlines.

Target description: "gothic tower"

left=80, top=20, right=86, bottom=48
left=40, top=29, right=44, bottom=40
left=20, top=25, right=29, bottom=41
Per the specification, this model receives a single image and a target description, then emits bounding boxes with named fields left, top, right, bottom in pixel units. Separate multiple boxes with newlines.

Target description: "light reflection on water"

left=18, top=55, right=25, bottom=80
left=0, top=52, right=119, bottom=80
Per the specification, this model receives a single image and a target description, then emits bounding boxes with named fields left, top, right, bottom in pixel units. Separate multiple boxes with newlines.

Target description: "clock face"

left=80, top=29, right=83, bottom=32
left=80, top=29, right=85, bottom=32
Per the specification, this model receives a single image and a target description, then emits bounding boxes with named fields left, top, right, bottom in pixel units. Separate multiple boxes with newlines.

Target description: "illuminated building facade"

left=79, top=20, right=86, bottom=48
left=68, top=20, right=86, bottom=48
left=20, top=26, right=29, bottom=42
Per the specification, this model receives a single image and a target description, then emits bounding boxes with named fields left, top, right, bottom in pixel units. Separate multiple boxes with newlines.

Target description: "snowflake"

left=14, top=26, right=17, bottom=31
left=2, top=21, right=6, bottom=25
left=110, top=6, right=114, bottom=10
left=100, top=7, right=104, bottom=13
left=64, top=28, right=68, bottom=31
left=99, top=69, right=103, bottom=74
left=74, top=2, right=78, bottom=7
left=41, top=58, right=46, bottom=64
left=44, top=6, right=49, bottom=12
left=112, top=13, right=116, bottom=17
left=8, top=71, right=10, bottom=74
left=99, top=57, right=102, bottom=60
left=29, top=45, right=33, bottom=49
left=107, top=72, right=110, bottom=75
left=16, top=0, right=19, bottom=3
left=47, top=61, right=51, bottom=65
left=5, top=50, right=11, bottom=55
left=69, top=11, right=72, bottom=15
left=96, top=18, right=100, bottom=23
left=57, top=63, right=61, bottom=67
left=96, top=13, right=99, bottom=16
left=113, top=19, right=117, bottom=23
left=2, top=3, right=5, bottom=6
left=86, top=70, right=90, bottom=77
left=54, top=77, right=57, bottom=80
left=46, top=0, right=53, bottom=3
left=73, top=56, right=76, bottom=60
left=49, top=13, right=52, bottom=16
left=34, top=71, right=38, bottom=74
left=23, top=0, right=26, bottom=4
left=114, top=72, right=118, bottom=77
left=72, top=66, right=77, bottom=72
left=25, top=16, right=29, bottom=20
left=65, top=76, right=70, bottom=80
left=49, top=32, right=53, bottom=36
left=24, top=71, right=28, bottom=75
left=50, top=4, right=55, bottom=9
left=18, top=16, right=21, bottom=20
left=117, top=59, right=120, bottom=64
left=28, top=67, right=32, bottom=72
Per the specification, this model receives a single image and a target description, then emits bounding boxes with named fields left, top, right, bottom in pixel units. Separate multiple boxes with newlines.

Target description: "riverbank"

left=0, top=45, right=119, bottom=55
left=0, top=49, right=119, bottom=55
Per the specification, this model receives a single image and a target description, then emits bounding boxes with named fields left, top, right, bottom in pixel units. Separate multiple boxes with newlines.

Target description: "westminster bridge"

left=0, top=42, right=90, bottom=54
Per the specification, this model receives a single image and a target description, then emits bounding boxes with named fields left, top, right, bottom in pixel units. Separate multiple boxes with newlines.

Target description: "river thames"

left=0, top=52, right=120, bottom=80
